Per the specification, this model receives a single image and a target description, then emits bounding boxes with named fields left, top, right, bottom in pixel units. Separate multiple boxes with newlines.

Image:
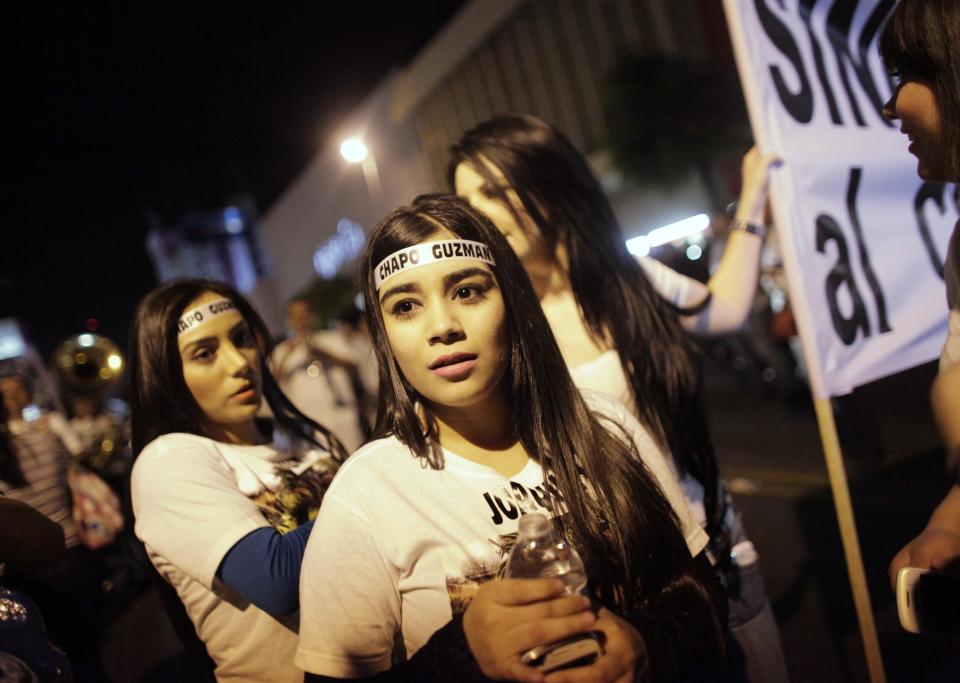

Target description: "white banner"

left=724, top=0, right=956, bottom=398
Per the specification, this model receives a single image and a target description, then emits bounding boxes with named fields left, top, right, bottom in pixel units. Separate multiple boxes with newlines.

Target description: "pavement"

left=705, top=352, right=960, bottom=682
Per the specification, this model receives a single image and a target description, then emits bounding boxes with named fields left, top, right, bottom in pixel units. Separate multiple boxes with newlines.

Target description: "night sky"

left=3, top=1, right=465, bottom=357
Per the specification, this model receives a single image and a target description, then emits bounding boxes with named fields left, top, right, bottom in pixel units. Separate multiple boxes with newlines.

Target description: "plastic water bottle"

left=506, top=513, right=601, bottom=673
left=506, top=512, right=588, bottom=595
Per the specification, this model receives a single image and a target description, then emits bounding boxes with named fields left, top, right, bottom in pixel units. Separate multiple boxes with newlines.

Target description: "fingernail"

left=579, top=596, right=591, bottom=610
left=580, top=610, right=596, bottom=626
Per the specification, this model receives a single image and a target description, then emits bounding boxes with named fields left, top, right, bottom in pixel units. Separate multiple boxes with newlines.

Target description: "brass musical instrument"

left=52, top=333, right=128, bottom=474
left=52, top=333, right=124, bottom=395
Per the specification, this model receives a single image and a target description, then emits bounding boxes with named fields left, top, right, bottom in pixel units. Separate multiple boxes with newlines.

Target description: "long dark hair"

left=362, top=194, right=709, bottom=620
left=128, top=278, right=346, bottom=460
left=880, top=0, right=960, bottom=181
left=449, top=114, right=722, bottom=546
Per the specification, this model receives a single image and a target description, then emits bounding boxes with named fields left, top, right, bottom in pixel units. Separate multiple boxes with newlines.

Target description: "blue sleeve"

left=216, top=520, right=314, bottom=616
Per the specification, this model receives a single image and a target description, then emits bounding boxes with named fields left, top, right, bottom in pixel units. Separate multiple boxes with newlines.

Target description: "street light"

left=340, top=136, right=383, bottom=203
left=339, top=138, right=368, bottom=163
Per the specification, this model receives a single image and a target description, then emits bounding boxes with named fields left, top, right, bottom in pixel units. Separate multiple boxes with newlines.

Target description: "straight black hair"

left=128, top=278, right=346, bottom=461
left=880, top=0, right=960, bottom=181
left=449, top=114, right=723, bottom=548
left=361, top=194, right=718, bottom=629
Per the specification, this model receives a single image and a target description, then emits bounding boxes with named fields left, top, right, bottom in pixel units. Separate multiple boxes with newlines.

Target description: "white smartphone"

left=896, top=566, right=960, bottom=635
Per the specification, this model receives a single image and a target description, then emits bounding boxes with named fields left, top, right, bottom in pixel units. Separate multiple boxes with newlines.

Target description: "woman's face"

left=454, top=159, right=551, bottom=268
left=883, top=75, right=948, bottom=181
left=377, top=231, right=509, bottom=411
left=177, top=291, right=262, bottom=440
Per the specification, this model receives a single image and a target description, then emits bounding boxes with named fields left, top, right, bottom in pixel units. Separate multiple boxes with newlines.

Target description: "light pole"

left=340, top=137, right=383, bottom=204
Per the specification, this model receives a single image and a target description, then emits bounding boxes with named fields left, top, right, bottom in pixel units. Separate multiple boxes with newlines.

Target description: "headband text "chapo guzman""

left=374, top=240, right=495, bottom=290
left=178, top=298, right=236, bottom=336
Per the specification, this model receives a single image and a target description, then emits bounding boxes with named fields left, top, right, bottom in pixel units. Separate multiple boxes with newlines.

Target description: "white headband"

left=374, top=240, right=496, bottom=290
left=178, top=298, right=236, bottom=336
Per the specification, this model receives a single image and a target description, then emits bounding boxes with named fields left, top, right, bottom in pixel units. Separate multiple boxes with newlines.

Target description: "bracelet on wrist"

left=730, top=218, right=767, bottom=239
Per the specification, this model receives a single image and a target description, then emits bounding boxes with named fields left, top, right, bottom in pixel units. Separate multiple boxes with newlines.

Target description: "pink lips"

left=429, top=352, right=478, bottom=379
left=232, top=383, right=258, bottom=402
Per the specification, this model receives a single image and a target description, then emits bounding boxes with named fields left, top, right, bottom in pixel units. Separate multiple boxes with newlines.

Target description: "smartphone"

left=896, top=567, right=960, bottom=635
left=520, top=631, right=605, bottom=674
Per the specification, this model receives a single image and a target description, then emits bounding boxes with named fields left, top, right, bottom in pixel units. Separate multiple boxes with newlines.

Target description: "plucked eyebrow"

left=379, top=281, right=422, bottom=304
left=179, top=320, right=247, bottom=353
left=378, top=268, right=494, bottom=305
left=443, top=267, right=494, bottom=290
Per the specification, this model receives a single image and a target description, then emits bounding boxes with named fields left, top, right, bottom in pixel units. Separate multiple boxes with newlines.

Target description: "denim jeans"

left=719, top=503, right=791, bottom=683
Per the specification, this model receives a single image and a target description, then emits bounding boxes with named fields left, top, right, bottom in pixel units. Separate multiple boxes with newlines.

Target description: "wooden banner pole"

left=813, top=397, right=886, bottom=683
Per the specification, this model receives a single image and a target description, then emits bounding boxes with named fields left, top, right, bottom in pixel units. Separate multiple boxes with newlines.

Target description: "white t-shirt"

left=271, top=331, right=365, bottom=453
left=942, top=227, right=960, bottom=372
left=295, top=392, right=707, bottom=678
left=132, top=431, right=337, bottom=682
left=569, top=351, right=717, bottom=536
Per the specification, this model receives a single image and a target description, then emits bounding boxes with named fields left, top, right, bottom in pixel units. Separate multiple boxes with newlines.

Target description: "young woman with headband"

left=451, top=114, right=786, bottom=682
left=881, top=0, right=960, bottom=588
left=297, top=195, right=726, bottom=682
left=129, top=279, right=349, bottom=681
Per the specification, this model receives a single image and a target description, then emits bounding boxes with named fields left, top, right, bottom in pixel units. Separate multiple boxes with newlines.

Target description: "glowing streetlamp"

left=339, top=138, right=368, bottom=163
left=340, top=137, right=382, bottom=203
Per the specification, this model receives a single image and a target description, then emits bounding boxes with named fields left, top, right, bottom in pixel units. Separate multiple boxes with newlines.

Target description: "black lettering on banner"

left=432, top=243, right=443, bottom=259
left=483, top=492, right=503, bottom=524
left=398, top=253, right=409, bottom=269
left=823, top=0, right=893, bottom=128
left=817, top=213, right=871, bottom=345
left=463, top=243, right=476, bottom=258
left=754, top=0, right=813, bottom=123
left=845, top=168, right=891, bottom=333
left=914, top=183, right=950, bottom=279
left=756, top=0, right=896, bottom=127
left=379, top=263, right=388, bottom=281
left=797, top=0, right=841, bottom=124
left=442, top=243, right=454, bottom=258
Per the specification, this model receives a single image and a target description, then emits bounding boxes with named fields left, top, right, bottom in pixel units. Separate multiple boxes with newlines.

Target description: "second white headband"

left=374, top=240, right=495, bottom=290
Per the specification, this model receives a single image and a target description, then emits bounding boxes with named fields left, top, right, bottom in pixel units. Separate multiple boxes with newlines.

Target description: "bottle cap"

left=518, top=512, right=551, bottom=539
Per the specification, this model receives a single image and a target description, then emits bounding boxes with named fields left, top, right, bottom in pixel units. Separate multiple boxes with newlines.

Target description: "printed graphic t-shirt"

left=132, top=431, right=337, bottom=683
left=295, top=392, right=708, bottom=678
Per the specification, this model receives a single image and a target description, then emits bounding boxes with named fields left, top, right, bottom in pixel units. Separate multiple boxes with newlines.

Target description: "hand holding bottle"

left=462, top=578, right=596, bottom=682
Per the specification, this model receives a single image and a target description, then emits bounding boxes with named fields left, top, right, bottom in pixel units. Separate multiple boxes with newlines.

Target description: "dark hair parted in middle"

left=449, top=114, right=723, bottom=548
left=361, top=194, right=722, bottom=640
left=128, top=277, right=347, bottom=462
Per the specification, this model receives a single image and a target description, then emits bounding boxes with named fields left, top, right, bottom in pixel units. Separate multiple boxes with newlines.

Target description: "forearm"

left=217, top=522, right=313, bottom=615
left=687, top=147, right=777, bottom=336
left=931, top=364, right=960, bottom=477
left=304, top=615, right=489, bottom=682
left=927, top=484, right=960, bottom=534
left=697, top=231, right=764, bottom=334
